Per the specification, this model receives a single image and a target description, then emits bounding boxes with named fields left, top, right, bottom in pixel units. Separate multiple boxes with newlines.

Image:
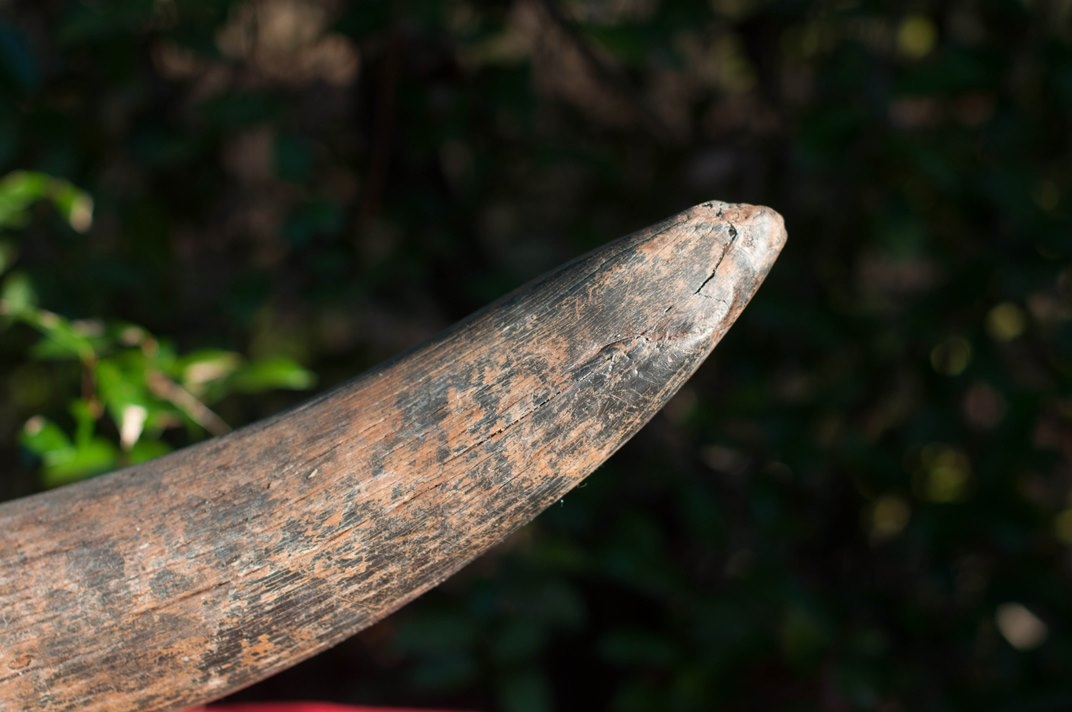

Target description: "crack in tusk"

left=694, top=223, right=738, bottom=297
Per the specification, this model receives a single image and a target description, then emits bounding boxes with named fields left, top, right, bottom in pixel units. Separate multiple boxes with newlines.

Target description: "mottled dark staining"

left=399, top=384, right=450, bottom=429
left=0, top=201, right=785, bottom=712
left=149, top=569, right=194, bottom=599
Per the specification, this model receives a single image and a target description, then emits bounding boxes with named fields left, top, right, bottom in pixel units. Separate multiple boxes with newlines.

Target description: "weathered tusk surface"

left=0, top=201, right=786, bottom=711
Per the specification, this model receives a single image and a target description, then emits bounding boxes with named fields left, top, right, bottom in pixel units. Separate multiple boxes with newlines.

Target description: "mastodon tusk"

left=0, top=201, right=785, bottom=711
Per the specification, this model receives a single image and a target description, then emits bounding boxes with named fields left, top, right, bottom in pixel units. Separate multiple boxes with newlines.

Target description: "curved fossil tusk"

left=0, top=201, right=786, bottom=711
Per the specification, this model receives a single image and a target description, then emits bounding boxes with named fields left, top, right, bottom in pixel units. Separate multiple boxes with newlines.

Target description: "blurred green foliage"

left=1, top=0, right=1070, bottom=710
left=0, top=171, right=315, bottom=486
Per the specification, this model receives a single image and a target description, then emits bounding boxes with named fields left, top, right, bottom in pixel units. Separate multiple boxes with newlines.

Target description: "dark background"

left=2, top=1, right=1070, bottom=710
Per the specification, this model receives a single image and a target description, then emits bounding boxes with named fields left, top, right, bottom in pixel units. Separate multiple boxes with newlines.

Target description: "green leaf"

left=49, top=181, right=94, bottom=233
left=95, top=356, right=154, bottom=430
left=0, top=270, right=36, bottom=317
left=41, top=438, right=119, bottom=487
left=229, top=356, right=316, bottom=393
left=0, top=171, right=46, bottom=228
left=26, top=311, right=99, bottom=361
left=20, top=414, right=118, bottom=486
left=20, top=415, right=72, bottom=456
left=0, top=171, right=93, bottom=232
left=69, top=398, right=98, bottom=449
